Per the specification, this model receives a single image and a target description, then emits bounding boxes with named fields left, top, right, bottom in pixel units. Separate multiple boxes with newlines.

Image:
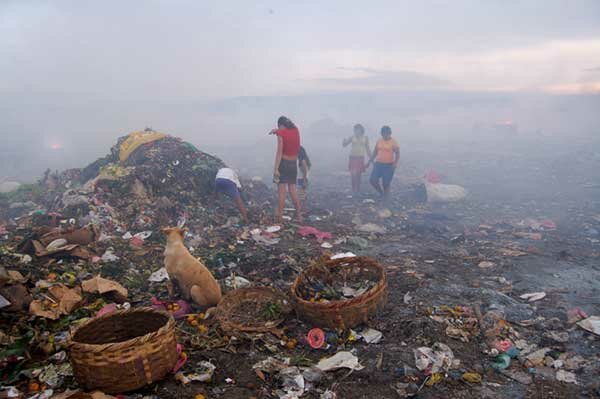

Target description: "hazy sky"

left=2, top=0, right=600, bottom=101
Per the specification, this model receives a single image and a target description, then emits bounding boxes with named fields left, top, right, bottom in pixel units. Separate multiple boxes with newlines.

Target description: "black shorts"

left=278, top=159, right=298, bottom=184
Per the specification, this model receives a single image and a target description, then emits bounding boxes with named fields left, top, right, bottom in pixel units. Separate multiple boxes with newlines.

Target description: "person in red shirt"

left=270, top=116, right=302, bottom=222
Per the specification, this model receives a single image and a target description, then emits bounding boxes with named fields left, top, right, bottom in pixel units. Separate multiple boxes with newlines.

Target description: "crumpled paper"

left=29, top=284, right=83, bottom=320
left=82, top=275, right=128, bottom=302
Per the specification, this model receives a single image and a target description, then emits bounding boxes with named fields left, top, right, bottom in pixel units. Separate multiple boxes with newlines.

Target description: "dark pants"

left=370, top=162, right=394, bottom=187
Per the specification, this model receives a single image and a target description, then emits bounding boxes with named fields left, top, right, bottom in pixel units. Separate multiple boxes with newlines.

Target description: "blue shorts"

left=215, top=178, right=240, bottom=199
left=370, top=162, right=395, bottom=187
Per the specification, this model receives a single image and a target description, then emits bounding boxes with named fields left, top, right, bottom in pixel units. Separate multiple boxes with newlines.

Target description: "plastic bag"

left=425, top=182, right=467, bottom=203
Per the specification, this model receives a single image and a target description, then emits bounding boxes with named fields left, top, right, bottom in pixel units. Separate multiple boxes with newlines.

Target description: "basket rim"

left=290, top=256, right=387, bottom=308
left=217, top=286, right=291, bottom=332
left=69, top=306, right=175, bottom=353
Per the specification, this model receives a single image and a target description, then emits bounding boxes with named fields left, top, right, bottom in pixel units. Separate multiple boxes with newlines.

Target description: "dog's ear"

left=161, top=227, right=173, bottom=234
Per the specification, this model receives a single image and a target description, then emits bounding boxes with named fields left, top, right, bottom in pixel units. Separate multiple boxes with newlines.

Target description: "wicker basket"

left=69, top=307, right=178, bottom=393
left=216, top=287, right=291, bottom=334
left=291, top=257, right=387, bottom=329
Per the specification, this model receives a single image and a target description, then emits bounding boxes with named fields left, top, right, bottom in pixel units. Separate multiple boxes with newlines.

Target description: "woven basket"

left=69, top=307, right=178, bottom=393
left=291, top=257, right=387, bottom=329
left=216, top=287, right=291, bottom=334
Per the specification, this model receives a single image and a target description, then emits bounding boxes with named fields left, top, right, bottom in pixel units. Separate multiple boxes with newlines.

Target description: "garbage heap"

left=2, top=129, right=270, bottom=231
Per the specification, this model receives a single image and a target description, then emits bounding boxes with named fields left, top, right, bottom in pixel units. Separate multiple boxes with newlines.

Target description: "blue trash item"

left=491, top=354, right=511, bottom=370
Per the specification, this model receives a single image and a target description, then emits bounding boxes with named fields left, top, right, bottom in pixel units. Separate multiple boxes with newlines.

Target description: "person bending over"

left=214, top=167, right=248, bottom=222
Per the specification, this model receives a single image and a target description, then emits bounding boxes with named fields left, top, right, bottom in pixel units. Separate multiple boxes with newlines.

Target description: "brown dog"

left=161, top=227, right=222, bottom=308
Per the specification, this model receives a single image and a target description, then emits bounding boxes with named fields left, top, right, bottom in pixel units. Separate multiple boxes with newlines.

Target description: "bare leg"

left=383, top=183, right=391, bottom=200
left=235, top=196, right=248, bottom=222
left=276, top=184, right=286, bottom=222
left=356, top=172, right=362, bottom=192
left=288, top=184, right=303, bottom=223
left=370, top=176, right=383, bottom=196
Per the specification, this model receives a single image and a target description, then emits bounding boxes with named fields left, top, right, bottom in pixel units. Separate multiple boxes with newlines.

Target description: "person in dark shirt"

left=297, top=146, right=311, bottom=196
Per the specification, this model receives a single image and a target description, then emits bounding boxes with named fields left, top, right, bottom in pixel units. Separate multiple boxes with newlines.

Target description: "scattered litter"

left=378, top=209, right=392, bottom=218
left=360, top=328, right=383, bottom=344
left=320, top=242, right=333, bottom=249
left=224, top=275, right=251, bottom=289
left=478, top=261, right=495, bottom=269
left=414, top=343, right=458, bottom=374
left=175, top=361, right=216, bottom=384
left=265, top=225, right=282, bottom=233
left=148, top=267, right=169, bottom=282
left=133, top=231, right=152, bottom=240
left=316, top=351, right=364, bottom=371
left=490, top=354, right=511, bottom=370
left=278, top=366, right=305, bottom=398
left=151, top=297, right=191, bottom=320
left=576, top=316, right=600, bottom=336
left=307, top=328, right=326, bottom=349
left=462, top=372, right=482, bottom=383
left=425, top=182, right=467, bottom=203
left=82, top=275, right=128, bottom=302
left=556, top=370, right=577, bottom=384
left=519, top=292, right=546, bottom=302
left=298, top=226, right=333, bottom=241
left=330, top=252, right=356, bottom=260
left=100, top=249, right=120, bottom=263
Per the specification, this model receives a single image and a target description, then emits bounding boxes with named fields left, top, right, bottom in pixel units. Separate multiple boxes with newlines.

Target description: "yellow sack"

left=119, top=130, right=166, bottom=162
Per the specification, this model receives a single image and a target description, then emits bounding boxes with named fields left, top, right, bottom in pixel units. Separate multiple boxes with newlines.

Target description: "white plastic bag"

left=425, top=182, right=467, bottom=203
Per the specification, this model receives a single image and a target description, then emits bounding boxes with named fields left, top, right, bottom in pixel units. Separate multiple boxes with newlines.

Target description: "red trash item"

left=298, top=226, right=333, bottom=241
left=172, top=343, right=187, bottom=373
left=307, top=328, right=325, bottom=349
left=494, top=339, right=513, bottom=353
left=95, top=303, right=118, bottom=318
left=425, top=170, right=441, bottom=184
left=540, top=219, right=556, bottom=230
left=129, top=236, right=145, bottom=247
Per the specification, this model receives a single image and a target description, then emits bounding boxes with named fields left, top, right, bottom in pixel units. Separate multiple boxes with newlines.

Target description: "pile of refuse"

left=1, top=129, right=271, bottom=232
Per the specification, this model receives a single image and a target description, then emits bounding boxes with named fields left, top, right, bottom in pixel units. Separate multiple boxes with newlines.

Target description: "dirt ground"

left=2, top=136, right=600, bottom=399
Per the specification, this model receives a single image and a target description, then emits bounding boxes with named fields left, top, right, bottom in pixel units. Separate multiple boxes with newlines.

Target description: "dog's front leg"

left=166, top=280, right=175, bottom=297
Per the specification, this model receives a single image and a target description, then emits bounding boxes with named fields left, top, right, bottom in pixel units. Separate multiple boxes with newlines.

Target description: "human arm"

left=342, top=137, right=353, bottom=147
left=393, top=144, right=400, bottom=169
left=366, top=144, right=378, bottom=168
left=365, top=137, right=371, bottom=158
left=274, top=136, right=283, bottom=177
left=300, top=160, right=309, bottom=181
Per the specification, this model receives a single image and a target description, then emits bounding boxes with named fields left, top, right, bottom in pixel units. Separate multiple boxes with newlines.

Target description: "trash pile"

left=1, top=133, right=600, bottom=398
left=1, top=129, right=270, bottom=233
